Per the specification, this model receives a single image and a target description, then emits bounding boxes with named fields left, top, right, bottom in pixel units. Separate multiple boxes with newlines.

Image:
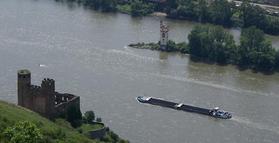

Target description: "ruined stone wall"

left=55, top=93, right=75, bottom=105
left=18, top=69, right=81, bottom=119
left=22, top=88, right=34, bottom=110
left=88, top=123, right=107, bottom=139
left=33, top=96, right=47, bottom=115
left=55, top=93, right=80, bottom=117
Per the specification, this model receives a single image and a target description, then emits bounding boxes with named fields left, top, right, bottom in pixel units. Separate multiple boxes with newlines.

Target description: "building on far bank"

left=148, top=0, right=166, bottom=3
left=259, top=0, right=279, bottom=6
left=17, top=69, right=80, bottom=119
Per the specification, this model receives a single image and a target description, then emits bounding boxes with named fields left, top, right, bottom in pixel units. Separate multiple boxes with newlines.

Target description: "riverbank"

left=129, top=41, right=189, bottom=54
left=53, top=0, right=279, bottom=35
left=129, top=42, right=160, bottom=51
left=0, top=100, right=128, bottom=143
left=1, top=0, right=279, bottom=142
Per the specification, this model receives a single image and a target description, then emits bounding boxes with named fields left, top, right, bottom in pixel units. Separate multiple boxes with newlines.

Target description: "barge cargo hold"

left=137, top=96, right=232, bottom=119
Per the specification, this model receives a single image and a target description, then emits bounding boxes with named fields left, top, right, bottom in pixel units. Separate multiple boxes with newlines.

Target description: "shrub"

left=84, top=111, right=95, bottom=123
left=66, top=105, right=82, bottom=128
left=4, top=121, right=42, bottom=143
left=96, top=117, right=102, bottom=123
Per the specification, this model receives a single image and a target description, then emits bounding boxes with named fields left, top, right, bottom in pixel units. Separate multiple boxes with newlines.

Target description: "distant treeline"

left=54, top=0, right=279, bottom=35
left=164, top=0, right=279, bottom=35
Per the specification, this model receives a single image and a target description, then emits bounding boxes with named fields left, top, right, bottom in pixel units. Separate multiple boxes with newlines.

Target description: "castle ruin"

left=17, top=69, right=80, bottom=119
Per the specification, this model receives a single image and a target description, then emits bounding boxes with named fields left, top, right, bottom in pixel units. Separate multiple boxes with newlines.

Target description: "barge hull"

left=146, top=98, right=211, bottom=115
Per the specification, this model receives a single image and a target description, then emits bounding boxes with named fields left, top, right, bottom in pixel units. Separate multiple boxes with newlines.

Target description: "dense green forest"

left=188, top=25, right=279, bottom=72
left=165, top=0, right=234, bottom=27
left=188, top=24, right=236, bottom=64
left=164, top=0, right=279, bottom=35
left=240, top=1, right=279, bottom=35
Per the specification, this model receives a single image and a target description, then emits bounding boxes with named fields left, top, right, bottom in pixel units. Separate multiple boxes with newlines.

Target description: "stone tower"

left=160, top=20, right=169, bottom=50
left=41, top=78, right=56, bottom=118
left=17, top=69, right=31, bottom=108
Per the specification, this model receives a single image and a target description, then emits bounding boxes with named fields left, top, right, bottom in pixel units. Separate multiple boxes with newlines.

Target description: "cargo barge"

left=137, top=96, right=232, bottom=119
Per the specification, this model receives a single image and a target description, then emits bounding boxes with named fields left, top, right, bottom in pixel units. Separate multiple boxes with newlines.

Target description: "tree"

left=237, top=0, right=279, bottom=35
left=188, top=25, right=277, bottom=72
left=188, top=24, right=236, bottom=64
left=239, top=27, right=276, bottom=71
left=176, top=42, right=189, bottom=54
left=166, top=0, right=235, bottom=27
left=188, top=25, right=206, bottom=57
left=66, top=105, right=82, bottom=128
left=176, top=0, right=197, bottom=19
left=165, top=0, right=178, bottom=14
left=239, top=26, right=263, bottom=66
left=255, top=49, right=276, bottom=71
left=84, top=110, right=95, bottom=123
left=240, top=1, right=266, bottom=29
left=4, top=121, right=42, bottom=143
left=83, top=0, right=101, bottom=10
left=100, top=0, right=117, bottom=12
left=210, top=26, right=236, bottom=64
left=275, top=50, right=279, bottom=70
left=209, top=0, right=233, bottom=27
left=82, top=0, right=116, bottom=12
left=96, top=117, right=102, bottom=123
left=167, top=40, right=176, bottom=51
left=264, top=16, right=279, bottom=35
left=130, top=0, right=154, bottom=17
left=196, top=0, right=209, bottom=23
left=131, top=0, right=143, bottom=16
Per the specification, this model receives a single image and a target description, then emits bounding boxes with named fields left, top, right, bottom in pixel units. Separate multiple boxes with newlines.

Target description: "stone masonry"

left=17, top=69, right=80, bottom=119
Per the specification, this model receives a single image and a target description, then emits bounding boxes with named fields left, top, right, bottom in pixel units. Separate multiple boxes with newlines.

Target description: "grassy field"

left=0, top=100, right=97, bottom=143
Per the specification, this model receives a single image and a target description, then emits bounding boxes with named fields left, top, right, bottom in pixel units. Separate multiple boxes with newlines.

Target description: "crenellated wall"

left=17, top=69, right=81, bottom=119
left=55, top=93, right=76, bottom=105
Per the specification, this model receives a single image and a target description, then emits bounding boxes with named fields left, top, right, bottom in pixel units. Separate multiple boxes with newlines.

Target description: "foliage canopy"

left=4, top=121, right=42, bottom=143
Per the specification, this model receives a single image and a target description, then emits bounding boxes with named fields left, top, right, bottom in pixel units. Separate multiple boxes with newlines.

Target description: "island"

left=129, top=41, right=189, bottom=54
left=129, top=21, right=279, bottom=74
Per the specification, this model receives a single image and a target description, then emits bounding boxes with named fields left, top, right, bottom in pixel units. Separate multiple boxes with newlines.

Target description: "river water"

left=1, top=0, right=279, bottom=143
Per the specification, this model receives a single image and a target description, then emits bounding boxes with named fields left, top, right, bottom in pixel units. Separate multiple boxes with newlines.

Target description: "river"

left=0, top=0, right=279, bottom=143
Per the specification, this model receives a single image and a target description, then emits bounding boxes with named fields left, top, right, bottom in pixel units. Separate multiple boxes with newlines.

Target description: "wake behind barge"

left=137, top=96, right=232, bottom=119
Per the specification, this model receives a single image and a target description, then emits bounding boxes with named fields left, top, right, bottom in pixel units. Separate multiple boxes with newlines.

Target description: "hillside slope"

left=0, top=100, right=96, bottom=143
